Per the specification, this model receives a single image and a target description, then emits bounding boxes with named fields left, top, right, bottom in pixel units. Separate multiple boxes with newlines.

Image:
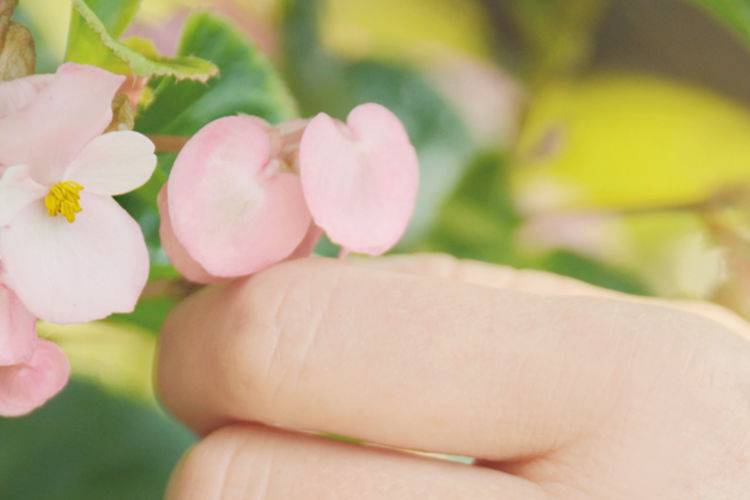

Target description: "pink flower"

left=161, top=104, right=420, bottom=282
left=0, top=284, right=69, bottom=417
left=162, top=115, right=311, bottom=281
left=0, top=339, right=70, bottom=417
left=299, top=103, right=419, bottom=255
left=0, top=63, right=157, bottom=324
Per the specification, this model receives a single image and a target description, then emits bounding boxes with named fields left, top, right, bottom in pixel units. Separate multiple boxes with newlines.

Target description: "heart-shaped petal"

left=167, top=116, right=311, bottom=277
left=299, top=103, right=419, bottom=255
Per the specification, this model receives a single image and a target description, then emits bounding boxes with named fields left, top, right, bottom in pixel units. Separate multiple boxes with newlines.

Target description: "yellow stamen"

left=44, top=181, right=84, bottom=223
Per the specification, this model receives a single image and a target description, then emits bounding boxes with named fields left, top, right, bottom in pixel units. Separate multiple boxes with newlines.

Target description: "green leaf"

left=65, top=0, right=218, bottom=81
left=282, top=0, right=472, bottom=243
left=136, top=12, right=297, bottom=134
left=689, top=0, right=750, bottom=47
left=76, top=0, right=141, bottom=38
left=425, top=151, right=521, bottom=264
left=0, top=379, right=194, bottom=500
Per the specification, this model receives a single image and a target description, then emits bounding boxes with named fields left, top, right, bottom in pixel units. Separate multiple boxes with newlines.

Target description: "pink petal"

left=0, top=74, right=55, bottom=119
left=288, top=224, right=323, bottom=260
left=157, top=186, right=220, bottom=284
left=0, top=165, right=46, bottom=225
left=0, top=194, right=149, bottom=323
left=0, top=285, right=37, bottom=367
left=66, top=131, right=157, bottom=196
left=0, top=340, right=69, bottom=417
left=299, top=103, right=419, bottom=255
left=0, top=63, right=125, bottom=184
left=168, top=116, right=311, bottom=277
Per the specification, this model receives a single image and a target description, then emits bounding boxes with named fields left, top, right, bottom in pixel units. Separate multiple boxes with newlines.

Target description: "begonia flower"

left=0, top=283, right=69, bottom=417
left=0, top=63, right=157, bottom=324
left=298, top=103, right=419, bottom=255
left=164, top=115, right=311, bottom=278
left=0, top=339, right=69, bottom=417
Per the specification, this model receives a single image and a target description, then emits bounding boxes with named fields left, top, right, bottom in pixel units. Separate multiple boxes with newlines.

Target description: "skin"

left=157, top=254, right=750, bottom=499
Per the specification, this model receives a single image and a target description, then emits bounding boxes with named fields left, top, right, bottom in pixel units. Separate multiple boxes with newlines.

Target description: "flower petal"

left=0, top=285, right=37, bottom=367
left=65, top=131, right=157, bottom=195
left=0, top=194, right=149, bottom=323
left=0, top=74, right=55, bottom=119
left=299, top=103, right=419, bottom=255
left=0, top=340, right=69, bottom=417
left=0, top=164, right=46, bottom=225
left=288, top=224, right=323, bottom=260
left=0, top=63, right=125, bottom=184
left=168, top=116, right=311, bottom=277
left=157, top=186, right=220, bottom=284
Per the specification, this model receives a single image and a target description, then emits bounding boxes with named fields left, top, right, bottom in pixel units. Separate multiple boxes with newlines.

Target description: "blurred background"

left=3, top=0, right=750, bottom=498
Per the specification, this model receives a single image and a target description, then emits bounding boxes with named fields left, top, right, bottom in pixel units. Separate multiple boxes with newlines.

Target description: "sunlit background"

left=3, top=0, right=750, bottom=498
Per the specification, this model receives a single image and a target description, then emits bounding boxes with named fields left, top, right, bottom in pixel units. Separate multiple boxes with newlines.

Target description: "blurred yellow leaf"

left=38, top=321, right=157, bottom=402
left=17, top=0, right=71, bottom=63
left=321, top=0, right=493, bottom=62
left=513, top=75, right=750, bottom=211
left=620, top=212, right=726, bottom=299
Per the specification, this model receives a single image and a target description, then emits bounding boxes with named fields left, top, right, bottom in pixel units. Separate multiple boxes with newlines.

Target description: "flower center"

left=44, top=181, right=84, bottom=223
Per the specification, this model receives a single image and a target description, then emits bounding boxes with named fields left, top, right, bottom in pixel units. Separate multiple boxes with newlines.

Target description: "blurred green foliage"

left=136, top=12, right=297, bottom=134
left=690, top=0, right=750, bottom=47
left=0, top=379, right=193, bottom=500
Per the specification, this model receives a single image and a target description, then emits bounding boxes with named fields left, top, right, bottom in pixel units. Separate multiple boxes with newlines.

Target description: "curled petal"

left=168, top=116, right=311, bottom=277
left=0, top=164, right=46, bottom=225
left=0, top=340, right=70, bottom=417
left=157, top=186, right=219, bottom=284
left=0, top=284, right=37, bottom=366
left=66, top=131, right=157, bottom=196
left=299, top=103, right=419, bottom=255
left=0, top=63, right=124, bottom=184
left=1, top=194, right=149, bottom=323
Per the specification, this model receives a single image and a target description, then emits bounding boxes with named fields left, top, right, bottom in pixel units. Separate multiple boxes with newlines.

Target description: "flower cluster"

left=0, top=63, right=157, bottom=416
left=0, top=61, right=419, bottom=417
left=159, top=103, right=420, bottom=283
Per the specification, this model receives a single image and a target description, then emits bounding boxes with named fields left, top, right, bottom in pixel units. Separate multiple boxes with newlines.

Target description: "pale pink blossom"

left=299, top=103, right=419, bottom=255
left=163, top=115, right=311, bottom=279
left=0, top=283, right=70, bottom=417
left=0, top=339, right=69, bottom=417
left=0, top=63, right=157, bottom=324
